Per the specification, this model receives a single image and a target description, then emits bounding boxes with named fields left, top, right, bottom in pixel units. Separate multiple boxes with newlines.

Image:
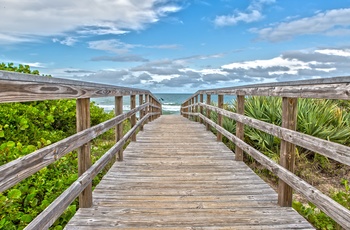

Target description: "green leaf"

left=21, top=214, right=33, bottom=223
left=8, top=189, right=21, bottom=199
left=0, top=218, right=6, bottom=227
left=6, top=141, right=15, bottom=148
left=0, top=130, right=4, bottom=137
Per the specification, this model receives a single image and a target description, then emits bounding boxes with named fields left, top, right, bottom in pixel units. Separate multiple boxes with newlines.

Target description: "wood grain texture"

left=199, top=103, right=350, bottom=166
left=278, top=97, right=297, bottom=207
left=76, top=98, right=92, bottom=208
left=115, top=96, right=123, bottom=161
left=66, top=115, right=313, bottom=229
left=139, top=94, right=144, bottom=131
left=130, top=95, right=136, bottom=141
left=200, top=114, right=350, bottom=229
left=25, top=114, right=151, bottom=230
left=235, top=95, right=244, bottom=161
left=0, top=71, right=161, bottom=104
left=0, top=103, right=148, bottom=193
left=206, top=94, right=211, bottom=131
left=182, top=76, right=350, bottom=103
left=200, top=94, right=204, bottom=124
left=217, top=95, right=223, bottom=141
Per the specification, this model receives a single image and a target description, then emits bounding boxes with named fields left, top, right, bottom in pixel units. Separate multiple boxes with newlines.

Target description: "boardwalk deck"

left=65, top=115, right=313, bottom=229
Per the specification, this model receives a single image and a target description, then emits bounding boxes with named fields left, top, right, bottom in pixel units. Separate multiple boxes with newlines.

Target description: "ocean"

left=92, top=93, right=236, bottom=115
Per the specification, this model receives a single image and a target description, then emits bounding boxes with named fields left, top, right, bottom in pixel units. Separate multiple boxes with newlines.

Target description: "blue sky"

left=1, top=0, right=350, bottom=93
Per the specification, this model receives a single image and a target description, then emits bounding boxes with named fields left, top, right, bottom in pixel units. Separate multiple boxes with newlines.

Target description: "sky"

left=1, top=0, right=350, bottom=93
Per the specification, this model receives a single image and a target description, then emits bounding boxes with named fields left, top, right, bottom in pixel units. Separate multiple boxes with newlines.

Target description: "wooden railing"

left=181, top=76, right=350, bottom=229
left=0, top=70, right=162, bottom=229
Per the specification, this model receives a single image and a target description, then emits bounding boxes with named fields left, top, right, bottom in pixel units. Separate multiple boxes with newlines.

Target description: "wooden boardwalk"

left=65, top=115, right=313, bottom=229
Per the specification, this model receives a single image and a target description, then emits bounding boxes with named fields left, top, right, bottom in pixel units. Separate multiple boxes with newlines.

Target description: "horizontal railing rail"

left=0, top=70, right=162, bottom=229
left=181, top=76, right=350, bottom=229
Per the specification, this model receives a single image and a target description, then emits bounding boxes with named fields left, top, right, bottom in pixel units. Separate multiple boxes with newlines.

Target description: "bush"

left=0, top=63, right=117, bottom=229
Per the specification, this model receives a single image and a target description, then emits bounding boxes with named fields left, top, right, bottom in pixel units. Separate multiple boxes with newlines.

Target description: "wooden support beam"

left=139, top=94, right=144, bottom=131
left=278, top=97, right=298, bottom=207
left=184, top=101, right=189, bottom=118
left=200, top=94, right=204, bottom=124
left=145, top=94, right=149, bottom=124
left=76, top=98, right=92, bottom=208
left=195, top=96, right=199, bottom=122
left=206, top=94, right=211, bottom=131
left=115, top=96, right=123, bottom=161
left=235, top=95, right=245, bottom=161
left=130, top=95, right=136, bottom=141
left=217, top=95, right=224, bottom=142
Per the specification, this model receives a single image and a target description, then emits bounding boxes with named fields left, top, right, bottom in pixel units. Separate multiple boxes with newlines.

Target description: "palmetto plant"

left=212, top=96, right=350, bottom=163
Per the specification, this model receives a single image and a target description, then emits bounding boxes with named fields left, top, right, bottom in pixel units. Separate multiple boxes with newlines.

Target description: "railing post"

left=184, top=101, right=189, bottom=118
left=217, top=95, right=224, bottom=142
left=206, top=94, right=211, bottom=131
left=160, top=102, right=162, bottom=117
left=139, top=94, right=144, bottom=131
left=235, top=95, right=245, bottom=161
left=145, top=94, right=149, bottom=124
left=115, top=96, right=123, bottom=161
left=195, top=95, right=199, bottom=122
left=200, top=94, right=204, bottom=124
left=76, top=98, right=92, bottom=208
left=157, top=101, right=161, bottom=118
left=130, top=95, right=136, bottom=141
left=278, top=97, right=298, bottom=207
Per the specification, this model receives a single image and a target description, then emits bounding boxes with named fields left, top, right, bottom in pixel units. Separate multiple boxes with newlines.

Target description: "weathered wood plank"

left=199, top=94, right=204, bottom=124
left=0, top=70, right=162, bottom=103
left=235, top=95, right=245, bottom=161
left=66, top=115, right=313, bottom=229
left=278, top=97, right=298, bottom=207
left=139, top=94, right=144, bottom=131
left=217, top=95, right=223, bottom=141
left=0, top=104, right=148, bottom=193
left=206, top=94, right=211, bottom=130
left=197, top=76, right=350, bottom=100
left=76, top=98, right=92, bottom=208
left=115, top=96, right=123, bottom=161
left=25, top=114, right=150, bottom=230
left=130, top=95, right=136, bottom=141
left=201, top=114, right=350, bottom=229
left=199, top=103, right=350, bottom=166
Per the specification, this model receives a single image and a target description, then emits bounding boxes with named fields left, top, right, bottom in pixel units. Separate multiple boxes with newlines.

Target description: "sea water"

left=91, top=94, right=236, bottom=115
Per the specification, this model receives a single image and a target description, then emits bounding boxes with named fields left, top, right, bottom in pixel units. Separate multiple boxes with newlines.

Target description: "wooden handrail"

left=181, top=76, right=350, bottom=229
left=0, top=70, right=162, bottom=229
left=201, top=114, right=350, bottom=229
left=0, top=103, right=149, bottom=192
left=24, top=114, right=151, bottom=229
left=0, top=71, right=160, bottom=102
left=198, top=103, right=350, bottom=166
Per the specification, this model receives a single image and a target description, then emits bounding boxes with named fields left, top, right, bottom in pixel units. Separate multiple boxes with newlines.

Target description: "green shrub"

left=0, top=63, right=119, bottom=229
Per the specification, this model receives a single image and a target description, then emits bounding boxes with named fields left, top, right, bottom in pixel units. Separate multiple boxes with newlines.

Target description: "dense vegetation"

left=1, top=64, right=349, bottom=229
left=210, top=96, right=350, bottom=230
left=0, top=64, right=119, bottom=229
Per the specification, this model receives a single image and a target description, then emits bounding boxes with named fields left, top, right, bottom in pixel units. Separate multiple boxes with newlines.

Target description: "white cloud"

left=215, top=10, right=263, bottom=27
left=0, top=33, right=36, bottom=44
left=222, top=56, right=312, bottom=75
left=214, top=0, right=275, bottom=27
left=253, top=8, right=350, bottom=42
left=88, top=39, right=180, bottom=54
left=0, top=0, right=182, bottom=44
left=45, top=47, right=350, bottom=92
left=52, top=37, right=77, bottom=46
left=88, top=39, right=135, bottom=54
left=315, top=49, right=350, bottom=57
